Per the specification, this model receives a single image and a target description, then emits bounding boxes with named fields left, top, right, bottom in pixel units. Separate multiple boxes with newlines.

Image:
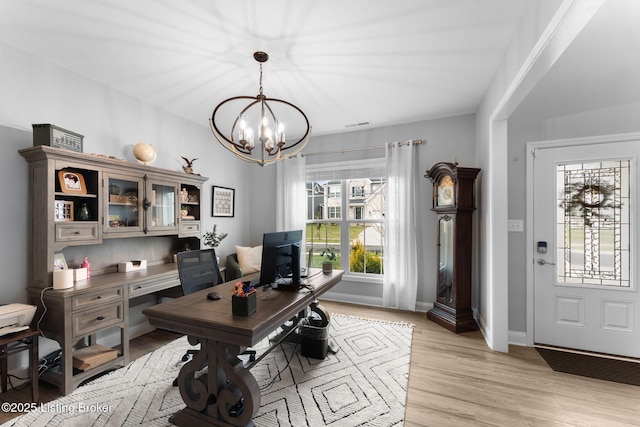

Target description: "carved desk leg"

left=170, top=336, right=260, bottom=427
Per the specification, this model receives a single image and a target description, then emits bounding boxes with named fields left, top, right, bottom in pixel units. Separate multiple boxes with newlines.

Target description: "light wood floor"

left=2, top=301, right=639, bottom=426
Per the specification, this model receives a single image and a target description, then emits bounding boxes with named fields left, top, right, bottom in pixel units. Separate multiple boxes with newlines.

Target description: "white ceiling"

left=0, top=0, right=531, bottom=137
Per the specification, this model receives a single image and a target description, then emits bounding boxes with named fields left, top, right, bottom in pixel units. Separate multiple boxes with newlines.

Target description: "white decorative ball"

left=133, top=143, right=157, bottom=165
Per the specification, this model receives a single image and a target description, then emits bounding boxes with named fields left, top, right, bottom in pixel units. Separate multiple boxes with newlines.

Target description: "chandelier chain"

left=259, top=63, right=264, bottom=96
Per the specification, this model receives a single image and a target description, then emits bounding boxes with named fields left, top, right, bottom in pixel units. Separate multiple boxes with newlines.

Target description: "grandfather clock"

left=425, top=162, right=480, bottom=333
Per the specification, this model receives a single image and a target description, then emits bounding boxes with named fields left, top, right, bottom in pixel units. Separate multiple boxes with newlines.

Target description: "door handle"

left=537, top=258, right=556, bottom=266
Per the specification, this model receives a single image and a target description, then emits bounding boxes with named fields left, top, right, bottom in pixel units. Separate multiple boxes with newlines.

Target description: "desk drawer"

left=72, top=302, right=123, bottom=337
left=72, top=287, right=123, bottom=311
left=179, top=221, right=200, bottom=237
left=129, top=277, right=180, bottom=298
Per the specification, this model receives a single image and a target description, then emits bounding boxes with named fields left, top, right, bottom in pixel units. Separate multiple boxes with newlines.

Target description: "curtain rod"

left=300, top=139, right=423, bottom=158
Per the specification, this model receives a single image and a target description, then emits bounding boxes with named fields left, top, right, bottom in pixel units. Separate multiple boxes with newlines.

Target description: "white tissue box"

left=74, top=267, right=88, bottom=281
left=118, top=260, right=147, bottom=272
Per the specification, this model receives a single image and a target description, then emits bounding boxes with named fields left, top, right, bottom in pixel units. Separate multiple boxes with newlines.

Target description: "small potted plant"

left=203, top=224, right=228, bottom=248
left=321, top=247, right=336, bottom=274
left=180, top=205, right=190, bottom=218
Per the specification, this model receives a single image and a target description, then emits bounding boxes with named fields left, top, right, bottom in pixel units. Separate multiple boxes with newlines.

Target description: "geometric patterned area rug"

left=3, top=314, right=413, bottom=427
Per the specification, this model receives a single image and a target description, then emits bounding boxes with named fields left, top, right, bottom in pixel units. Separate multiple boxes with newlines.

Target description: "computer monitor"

left=259, top=229, right=303, bottom=290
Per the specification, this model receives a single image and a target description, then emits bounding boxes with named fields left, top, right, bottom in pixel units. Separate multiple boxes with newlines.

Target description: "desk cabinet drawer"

left=56, top=223, right=100, bottom=242
left=179, top=221, right=200, bottom=237
left=129, top=277, right=180, bottom=298
left=72, top=287, right=123, bottom=311
left=72, top=302, right=123, bottom=337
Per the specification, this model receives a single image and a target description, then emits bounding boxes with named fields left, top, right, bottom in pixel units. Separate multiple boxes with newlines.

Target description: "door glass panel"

left=557, top=160, right=630, bottom=287
left=152, top=183, right=176, bottom=228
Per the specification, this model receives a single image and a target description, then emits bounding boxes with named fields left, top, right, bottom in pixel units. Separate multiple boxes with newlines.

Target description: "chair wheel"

left=181, top=354, right=190, bottom=362
left=172, top=377, right=178, bottom=386
left=249, top=355, right=256, bottom=362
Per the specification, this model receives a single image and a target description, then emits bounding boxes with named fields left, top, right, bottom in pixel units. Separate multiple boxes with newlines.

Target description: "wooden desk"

left=143, top=269, right=344, bottom=427
left=0, top=328, right=39, bottom=403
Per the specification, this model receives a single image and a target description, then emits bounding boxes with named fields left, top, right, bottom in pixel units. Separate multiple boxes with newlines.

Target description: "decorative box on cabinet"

left=425, top=162, right=480, bottom=333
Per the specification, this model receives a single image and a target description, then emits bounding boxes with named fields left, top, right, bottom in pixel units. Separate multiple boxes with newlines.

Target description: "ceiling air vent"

left=345, top=121, right=370, bottom=128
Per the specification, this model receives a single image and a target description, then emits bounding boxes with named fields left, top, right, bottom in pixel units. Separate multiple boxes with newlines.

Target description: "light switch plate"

left=508, top=219, right=524, bottom=232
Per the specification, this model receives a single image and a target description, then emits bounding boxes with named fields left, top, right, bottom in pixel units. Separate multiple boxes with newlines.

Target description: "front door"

left=533, top=138, right=640, bottom=358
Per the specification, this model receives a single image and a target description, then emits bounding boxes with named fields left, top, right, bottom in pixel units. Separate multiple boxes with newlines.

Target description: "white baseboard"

left=130, top=321, right=155, bottom=339
left=508, top=330, right=528, bottom=347
left=320, top=291, right=432, bottom=312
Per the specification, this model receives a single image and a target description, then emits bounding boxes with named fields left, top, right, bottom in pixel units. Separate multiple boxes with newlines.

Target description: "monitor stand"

left=273, top=277, right=301, bottom=291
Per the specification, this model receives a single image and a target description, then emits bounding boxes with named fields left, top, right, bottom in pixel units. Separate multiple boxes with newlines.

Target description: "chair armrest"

left=226, top=253, right=243, bottom=281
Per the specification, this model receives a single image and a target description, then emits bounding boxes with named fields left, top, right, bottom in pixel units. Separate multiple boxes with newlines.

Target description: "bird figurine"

left=181, top=157, right=198, bottom=174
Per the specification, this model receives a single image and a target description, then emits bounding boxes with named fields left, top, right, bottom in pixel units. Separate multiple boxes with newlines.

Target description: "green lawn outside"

left=304, top=223, right=383, bottom=272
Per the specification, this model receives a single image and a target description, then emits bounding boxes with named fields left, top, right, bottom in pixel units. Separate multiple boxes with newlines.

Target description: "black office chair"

left=173, top=249, right=254, bottom=385
left=171, top=249, right=224, bottom=385
left=177, top=249, right=223, bottom=296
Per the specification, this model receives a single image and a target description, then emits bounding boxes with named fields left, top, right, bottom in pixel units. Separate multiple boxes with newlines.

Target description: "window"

left=305, top=159, right=386, bottom=277
left=351, top=185, right=364, bottom=198
left=328, top=206, right=341, bottom=219
left=354, top=206, right=363, bottom=220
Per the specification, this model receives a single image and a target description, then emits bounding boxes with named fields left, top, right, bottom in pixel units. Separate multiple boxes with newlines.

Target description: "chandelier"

left=209, top=52, right=312, bottom=166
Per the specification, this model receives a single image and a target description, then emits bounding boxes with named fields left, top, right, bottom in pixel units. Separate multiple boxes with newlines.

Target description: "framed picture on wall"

left=212, top=186, right=235, bottom=217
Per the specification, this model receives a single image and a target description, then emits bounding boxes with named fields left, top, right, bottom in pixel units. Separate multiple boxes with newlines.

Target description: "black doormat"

left=536, top=346, right=640, bottom=386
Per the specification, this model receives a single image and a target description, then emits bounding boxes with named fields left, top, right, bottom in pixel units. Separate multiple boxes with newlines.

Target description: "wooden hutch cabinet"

left=425, top=162, right=480, bottom=333
left=20, top=145, right=208, bottom=394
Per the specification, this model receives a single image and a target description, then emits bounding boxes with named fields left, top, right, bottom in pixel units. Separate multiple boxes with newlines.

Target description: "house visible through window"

left=305, top=162, right=386, bottom=276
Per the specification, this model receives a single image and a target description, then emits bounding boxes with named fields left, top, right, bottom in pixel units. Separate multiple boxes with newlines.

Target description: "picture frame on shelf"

left=58, top=170, right=87, bottom=194
left=53, top=253, right=68, bottom=270
left=54, top=200, right=74, bottom=222
left=212, top=185, right=235, bottom=217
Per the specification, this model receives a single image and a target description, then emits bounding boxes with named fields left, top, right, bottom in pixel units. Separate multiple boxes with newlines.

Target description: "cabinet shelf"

left=55, top=192, right=97, bottom=199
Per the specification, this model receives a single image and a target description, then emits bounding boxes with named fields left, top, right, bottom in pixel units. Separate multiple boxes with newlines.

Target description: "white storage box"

left=74, top=267, right=88, bottom=281
left=118, top=260, right=147, bottom=272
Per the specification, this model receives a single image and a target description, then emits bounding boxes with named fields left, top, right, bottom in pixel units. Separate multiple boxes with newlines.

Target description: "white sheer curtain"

left=276, top=155, right=307, bottom=268
left=383, top=141, right=419, bottom=310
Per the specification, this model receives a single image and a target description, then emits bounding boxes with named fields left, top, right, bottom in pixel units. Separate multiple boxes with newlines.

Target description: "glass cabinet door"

left=104, top=173, right=144, bottom=234
left=148, top=181, right=177, bottom=232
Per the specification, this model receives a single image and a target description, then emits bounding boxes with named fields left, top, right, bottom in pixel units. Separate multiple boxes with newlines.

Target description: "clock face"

left=437, top=175, right=455, bottom=206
